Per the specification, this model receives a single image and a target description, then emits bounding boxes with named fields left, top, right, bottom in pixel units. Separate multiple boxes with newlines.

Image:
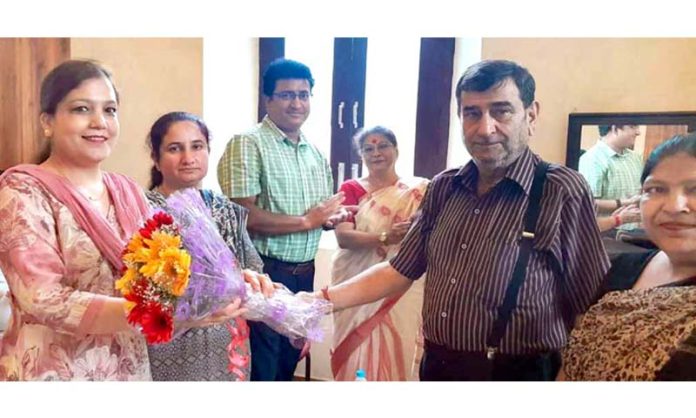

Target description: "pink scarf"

left=0, top=164, right=150, bottom=271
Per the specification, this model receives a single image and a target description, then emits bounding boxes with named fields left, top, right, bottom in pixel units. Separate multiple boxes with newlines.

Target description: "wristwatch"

left=379, top=231, right=388, bottom=244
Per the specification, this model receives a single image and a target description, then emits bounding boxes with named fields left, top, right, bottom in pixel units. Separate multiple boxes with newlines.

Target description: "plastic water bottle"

left=355, top=369, right=367, bottom=381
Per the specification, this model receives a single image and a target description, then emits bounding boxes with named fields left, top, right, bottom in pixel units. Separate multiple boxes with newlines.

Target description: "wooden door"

left=0, top=38, right=70, bottom=171
left=643, top=124, right=688, bottom=162
left=330, top=38, right=367, bottom=189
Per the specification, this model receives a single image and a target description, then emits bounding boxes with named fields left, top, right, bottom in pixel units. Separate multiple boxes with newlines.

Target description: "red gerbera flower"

left=126, top=301, right=146, bottom=327
left=139, top=218, right=158, bottom=239
left=139, top=302, right=174, bottom=344
left=153, top=211, right=174, bottom=227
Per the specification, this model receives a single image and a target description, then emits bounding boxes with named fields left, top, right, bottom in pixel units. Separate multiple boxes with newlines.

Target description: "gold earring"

left=44, top=129, right=51, bottom=138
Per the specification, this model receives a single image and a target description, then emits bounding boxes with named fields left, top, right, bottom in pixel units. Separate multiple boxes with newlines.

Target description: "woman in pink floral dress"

left=0, top=60, right=156, bottom=381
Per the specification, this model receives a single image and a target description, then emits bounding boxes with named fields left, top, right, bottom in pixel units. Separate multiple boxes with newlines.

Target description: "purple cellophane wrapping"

left=164, top=188, right=331, bottom=343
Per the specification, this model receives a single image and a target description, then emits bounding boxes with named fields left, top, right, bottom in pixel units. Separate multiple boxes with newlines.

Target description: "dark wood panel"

left=414, top=38, right=455, bottom=179
left=257, top=38, right=284, bottom=122
left=330, top=38, right=367, bottom=189
left=0, top=40, right=21, bottom=171
left=0, top=38, right=69, bottom=170
left=643, top=124, right=687, bottom=162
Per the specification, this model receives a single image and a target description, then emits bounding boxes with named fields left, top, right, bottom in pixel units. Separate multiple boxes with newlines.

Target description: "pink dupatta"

left=0, top=164, right=149, bottom=271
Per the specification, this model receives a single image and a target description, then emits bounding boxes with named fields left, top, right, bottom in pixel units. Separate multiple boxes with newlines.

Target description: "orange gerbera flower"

left=139, top=247, right=191, bottom=296
left=145, top=231, right=181, bottom=255
left=157, top=247, right=191, bottom=296
left=115, top=267, right=138, bottom=295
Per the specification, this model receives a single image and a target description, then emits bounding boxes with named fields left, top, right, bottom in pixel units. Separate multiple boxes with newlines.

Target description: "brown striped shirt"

left=390, top=148, right=610, bottom=354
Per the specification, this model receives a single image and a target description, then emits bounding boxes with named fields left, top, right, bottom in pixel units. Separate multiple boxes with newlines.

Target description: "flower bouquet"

left=116, top=188, right=332, bottom=345
left=115, top=211, right=188, bottom=343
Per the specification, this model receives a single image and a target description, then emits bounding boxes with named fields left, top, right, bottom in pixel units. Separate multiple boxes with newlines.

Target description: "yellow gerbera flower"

left=161, top=248, right=191, bottom=296
left=127, top=232, right=145, bottom=253
left=144, top=231, right=182, bottom=257
left=115, top=267, right=138, bottom=295
left=139, top=248, right=191, bottom=296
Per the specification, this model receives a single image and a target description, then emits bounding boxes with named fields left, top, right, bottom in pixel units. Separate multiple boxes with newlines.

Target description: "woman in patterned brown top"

left=145, top=111, right=274, bottom=381
left=561, top=133, right=696, bottom=381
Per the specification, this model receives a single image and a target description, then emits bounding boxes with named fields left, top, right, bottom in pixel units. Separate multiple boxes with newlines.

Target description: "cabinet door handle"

left=337, top=162, right=345, bottom=190
left=352, top=101, right=359, bottom=129
left=338, top=101, right=345, bottom=129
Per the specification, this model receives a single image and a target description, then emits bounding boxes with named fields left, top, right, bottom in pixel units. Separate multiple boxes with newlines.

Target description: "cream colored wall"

left=482, top=38, right=696, bottom=164
left=70, top=38, right=203, bottom=188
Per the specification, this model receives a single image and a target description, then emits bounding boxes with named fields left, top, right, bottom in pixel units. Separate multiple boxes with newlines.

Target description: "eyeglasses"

left=361, top=143, right=394, bottom=154
left=272, top=91, right=312, bottom=102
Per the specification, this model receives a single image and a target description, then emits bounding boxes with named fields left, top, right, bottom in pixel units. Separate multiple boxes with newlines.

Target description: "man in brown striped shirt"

left=316, top=60, right=610, bottom=380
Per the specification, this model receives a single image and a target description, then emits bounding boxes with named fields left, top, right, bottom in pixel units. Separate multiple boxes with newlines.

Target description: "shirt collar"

left=597, top=140, right=618, bottom=157
left=262, top=115, right=308, bottom=147
left=453, top=147, right=539, bottom=196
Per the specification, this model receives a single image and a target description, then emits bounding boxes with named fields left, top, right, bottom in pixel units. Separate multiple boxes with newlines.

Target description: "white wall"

left=202, top=38, right=259, bottom=192
left=363, top=37, right=421, bottom=177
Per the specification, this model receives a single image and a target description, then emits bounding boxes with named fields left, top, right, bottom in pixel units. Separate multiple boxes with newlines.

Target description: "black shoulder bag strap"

left=485, top=161, right=549, bottom=360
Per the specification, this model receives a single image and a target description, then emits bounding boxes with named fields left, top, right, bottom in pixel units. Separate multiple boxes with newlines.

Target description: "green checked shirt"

left=217, top=116, right=333, bottom=263
left=579, top=140, right=643, bottom=230
left=578, top=140, right=643, bottom=201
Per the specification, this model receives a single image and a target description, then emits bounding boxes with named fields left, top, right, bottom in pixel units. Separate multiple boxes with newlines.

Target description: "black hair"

left=262, top=58, right=314, bottom=97
left=598, top=124, right=633, bottom=137
left=147, top=111, right=210, bottom=190
left=598, top=125, right=613, bottom=136
left=455, top=59, right=535, bottom=111
left=641, top=132, right=696, bottom=184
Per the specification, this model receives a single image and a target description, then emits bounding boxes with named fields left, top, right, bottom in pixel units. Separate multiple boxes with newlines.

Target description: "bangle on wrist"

left=613, top=214, right=622, bottom=227
left=320, top=285, right=331, bottom=301
left=379, top=231, right=388, bottom=245
left=615, top=199, right=622, bottom=209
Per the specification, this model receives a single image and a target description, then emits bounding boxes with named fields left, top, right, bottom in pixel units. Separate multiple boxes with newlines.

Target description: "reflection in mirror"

left=566, top=112, right=696, bottom=253
left=579, top=124, right=688, bottom=163
left=566, top=112, right=696, bottom=170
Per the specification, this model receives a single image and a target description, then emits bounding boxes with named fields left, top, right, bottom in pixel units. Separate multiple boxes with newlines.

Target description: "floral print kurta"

left=0, top=173, right=150, bottom=381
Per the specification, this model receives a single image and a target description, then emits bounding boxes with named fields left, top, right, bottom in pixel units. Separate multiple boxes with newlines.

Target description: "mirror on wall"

left=565, top=112, right=696, bottom=170
left=566, top=112, right=696, bottom=256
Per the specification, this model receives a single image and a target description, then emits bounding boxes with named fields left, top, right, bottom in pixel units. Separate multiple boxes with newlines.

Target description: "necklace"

left=81, top=185, right=107, bottom=202
left=45, top=162, right=106, bottom=202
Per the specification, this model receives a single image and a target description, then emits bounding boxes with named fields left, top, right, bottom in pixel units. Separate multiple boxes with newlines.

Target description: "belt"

left=424, top=339, right=555, bottom=362
left=423, top=339, right=560, bottom=381
left=261, top=255, right=315, bottom=275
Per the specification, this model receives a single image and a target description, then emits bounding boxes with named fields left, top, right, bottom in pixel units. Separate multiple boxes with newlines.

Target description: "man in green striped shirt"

left=217, top=58, right=346, bottom=381
left=579, top=124, right=643, bottom=232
